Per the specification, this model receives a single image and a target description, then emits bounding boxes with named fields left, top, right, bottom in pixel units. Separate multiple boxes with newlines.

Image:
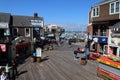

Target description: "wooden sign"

left=36, top=48, right=42, bottom=57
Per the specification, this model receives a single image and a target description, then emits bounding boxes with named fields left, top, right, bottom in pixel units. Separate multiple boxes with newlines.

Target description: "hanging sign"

left=0, top=44, right=6, bottom=52
left=0, top=22, right=8, bottom=28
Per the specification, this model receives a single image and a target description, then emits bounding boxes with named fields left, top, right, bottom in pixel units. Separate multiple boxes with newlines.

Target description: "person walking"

left=74, top=50, right=78, bottom=60
left=0, top=69, right=7, bottom=80
left=68, top=39, right=72, bottom=47
left=11, top=59, right=18, bottom=80
left=5, top=64, right=11, bottom=79
left=83, top=49, right=89, bottom=59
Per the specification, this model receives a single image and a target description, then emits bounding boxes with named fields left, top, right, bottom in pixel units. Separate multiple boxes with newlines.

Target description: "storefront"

left=0, top=22, right=11, bottom=65
left=91, top=36, right=108, bottom=53
left=16, top=42, right=31, bottom=62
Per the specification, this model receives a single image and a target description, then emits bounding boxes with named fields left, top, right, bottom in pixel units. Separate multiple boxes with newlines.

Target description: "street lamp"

left=87, top=32, right=90, bottom=51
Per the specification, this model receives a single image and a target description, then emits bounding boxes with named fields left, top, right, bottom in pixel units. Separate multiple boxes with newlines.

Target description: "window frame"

left=110, top=1, right=120, bottom=15
left=12, top=28, right=18, bottom=37
left=25, top=28, right=30, bottom=37
left=115, top=1, right=119, bottom=13
left=92, top=6, right=100, bottom=17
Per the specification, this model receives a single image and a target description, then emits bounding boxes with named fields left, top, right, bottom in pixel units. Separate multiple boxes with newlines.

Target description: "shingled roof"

left=0, top=13, right=11, bottom=23
left=12, top=15, right=43, bottom=27
left=92, top=0, right=115, bottom=7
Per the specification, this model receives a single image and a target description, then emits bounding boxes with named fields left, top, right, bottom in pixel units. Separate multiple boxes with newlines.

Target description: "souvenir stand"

left=11, top=36, right=32, bottom=60
left=97, top=44, right=120, bottom=80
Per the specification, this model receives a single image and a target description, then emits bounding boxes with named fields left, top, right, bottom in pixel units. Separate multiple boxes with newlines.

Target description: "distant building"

left=88, top=0, right=120, bottom=52
left=0, top=12, right=44, bottom=62
left=0, top=12, right=44, bottom=42
left=44, top=24, right=64, bottom=33
left=44, top=24, right=65, bottom=40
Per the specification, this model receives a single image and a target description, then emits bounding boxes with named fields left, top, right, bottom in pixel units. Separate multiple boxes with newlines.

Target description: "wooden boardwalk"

left=16, top=42, right=98, bottom=80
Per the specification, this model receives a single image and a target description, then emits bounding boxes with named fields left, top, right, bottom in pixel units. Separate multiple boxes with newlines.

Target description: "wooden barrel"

left=36, top=57, right=41, bottom=63
left=80, top=57, right=87, bottom=65
left=31, top=57, right=35, bottom=62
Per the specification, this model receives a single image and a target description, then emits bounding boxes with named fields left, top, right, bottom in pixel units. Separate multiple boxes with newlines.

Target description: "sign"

left=98, top=37, right=108, bottom=43
left=0, top=22, right=8, bottom=28
left=93, top=37, right=108, bottom=43
left=31, top=20, right=42, bottom=27
left=31, top=23, right=41, bottom=26
left=93, top=38, right=98, bottom=42
left=36, top=48, right=42, bottom=57
left=0, top=44, right=6, bottom=52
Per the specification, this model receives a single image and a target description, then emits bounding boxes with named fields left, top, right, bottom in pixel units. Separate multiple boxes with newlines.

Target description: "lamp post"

left=87, top=32, right=90, bottom=51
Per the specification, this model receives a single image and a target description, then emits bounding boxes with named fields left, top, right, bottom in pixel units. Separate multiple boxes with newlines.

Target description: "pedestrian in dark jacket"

left=68, top=39, right=72, bottom=47
left=74, top=50, right=78, bottom=60
left=11, top=59, right=18, bottom=80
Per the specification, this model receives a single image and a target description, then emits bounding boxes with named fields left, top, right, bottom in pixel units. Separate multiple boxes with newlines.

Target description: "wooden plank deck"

left=16, top=42, right=98, bottom=80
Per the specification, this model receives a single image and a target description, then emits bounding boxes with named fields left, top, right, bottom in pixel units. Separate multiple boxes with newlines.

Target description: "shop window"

left=25, top=28, right=30, bottom=37
left=101, top=30, right=106, bottom=36
left=116, top=28, right=119, bottom=31
left=100, top=26, right=106, bottom=36
left=112, top=28, right=120, bottom=33
left=93, top=27, right=98, bottom=36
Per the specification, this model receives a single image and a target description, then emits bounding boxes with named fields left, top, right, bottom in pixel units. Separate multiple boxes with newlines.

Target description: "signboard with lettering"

left=0, top=22, right=8, bottom=28
left=93, top=37, right=108, bottom=43
left=31, top=20, right=42, bottom=27
left=0, top=44, right=6, bottom=52
left=98, top=37, right=108, bottom=43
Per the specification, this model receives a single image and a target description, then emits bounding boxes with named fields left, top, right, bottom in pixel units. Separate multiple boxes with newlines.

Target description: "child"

left=0, top=69, right=7, bottom=80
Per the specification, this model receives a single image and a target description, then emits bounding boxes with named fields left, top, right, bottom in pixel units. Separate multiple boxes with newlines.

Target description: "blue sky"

left=0, top=0, right=102, bottom=31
